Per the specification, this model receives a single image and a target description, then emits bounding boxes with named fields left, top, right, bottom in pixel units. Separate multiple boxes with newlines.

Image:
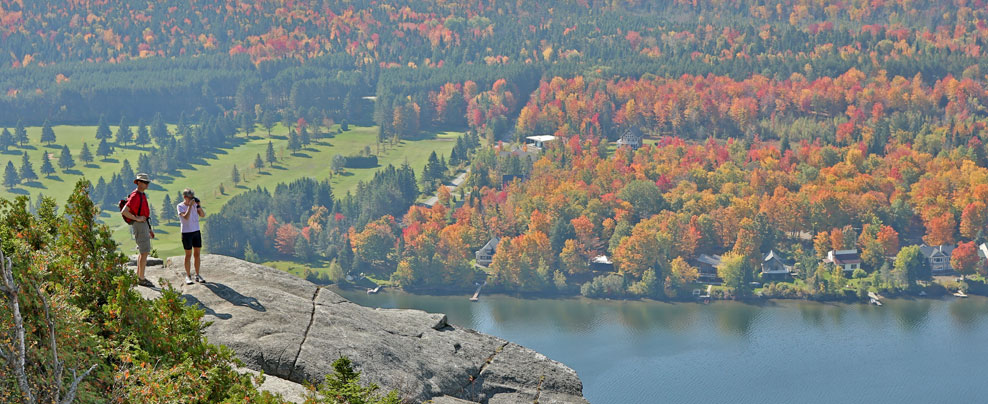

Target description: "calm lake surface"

left=334, top=288, right=988, bottom=404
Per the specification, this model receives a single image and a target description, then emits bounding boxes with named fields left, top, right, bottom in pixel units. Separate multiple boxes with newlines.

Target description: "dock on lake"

left=868, top=291, right=884, bottom=306
left=470, top=281, right=486, bottom=302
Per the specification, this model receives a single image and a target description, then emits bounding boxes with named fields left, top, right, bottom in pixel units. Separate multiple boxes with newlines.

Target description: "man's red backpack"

left=119, top=191, right=149, bottom=225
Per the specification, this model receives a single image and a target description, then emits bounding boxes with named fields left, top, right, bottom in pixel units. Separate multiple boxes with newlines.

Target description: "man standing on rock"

left=177, top=188, right=206, bottom=285
left=122, top=173, right=155, bottom=287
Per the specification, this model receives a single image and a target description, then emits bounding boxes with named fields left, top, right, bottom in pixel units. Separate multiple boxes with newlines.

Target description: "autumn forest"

left=3, top=0, right=988, bottom=300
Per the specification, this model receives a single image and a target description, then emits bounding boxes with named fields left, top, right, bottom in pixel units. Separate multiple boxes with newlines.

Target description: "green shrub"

left=0, top=180, right=282, bottom=403
left=306, top=356, right=400, bottom=404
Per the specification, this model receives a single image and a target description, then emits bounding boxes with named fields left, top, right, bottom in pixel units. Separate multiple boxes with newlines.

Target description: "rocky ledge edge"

left=131, top=254, right=587, bottom=404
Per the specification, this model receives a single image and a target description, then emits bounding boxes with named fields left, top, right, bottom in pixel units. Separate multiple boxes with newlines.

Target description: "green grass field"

left=1, top=124, right=458, bottom=259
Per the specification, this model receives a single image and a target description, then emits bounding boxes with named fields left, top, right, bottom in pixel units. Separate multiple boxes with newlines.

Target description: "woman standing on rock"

left=177, top=188, right=206, bottom=285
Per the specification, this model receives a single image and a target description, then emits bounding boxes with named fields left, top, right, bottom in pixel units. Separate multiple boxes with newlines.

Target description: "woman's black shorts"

left=182, top=230, right=202, bottom=250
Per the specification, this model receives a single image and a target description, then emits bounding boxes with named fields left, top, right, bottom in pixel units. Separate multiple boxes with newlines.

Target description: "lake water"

left=334, top=289, right=988, bottom=404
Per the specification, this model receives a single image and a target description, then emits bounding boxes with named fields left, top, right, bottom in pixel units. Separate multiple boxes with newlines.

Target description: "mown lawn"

left=0, top=124, right=458, bottom=258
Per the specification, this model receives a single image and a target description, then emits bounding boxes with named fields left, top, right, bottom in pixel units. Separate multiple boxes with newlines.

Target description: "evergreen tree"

left=19, top=153, right=37, bottom=182
left=421, top=151, right=446, bottom=188
left=79, top=142, right=94, bottom=164
left=266, top=141, right=277, bottom=164
left=313, top=356, right=400, bottom=404
left=3, top=161, right=18, bottom=188
left=115, top=117, right=132, bottom=145
left=0, top=128, right=13, bottom=152
left=261, top=110, right=276, bottom=136
left=150, top=112, right=169, bottom=146
left=137, top=154, right=152, bottom=176
left=300, top=126, right=310, bottom=146
left=120, top=159, right=134, bottom=185
left=244, top=241, right=260, bottom=262
left=95, top=114, right=112, bottom=140
left=58, top=145, right=75, bottom=170
left=161, top=194, right=173, bottom=223
left=40, top=119, right=56, bottom=145
left=14, top=119, right=28, bottom=146
left=241, top=114, right=254, bottom=136
left=288, top=130, right=302, bottom=155
left=96, top=138, right=112, bottom=159
left=339, top=235, right=354, bottom=273
left=40, top=151, right=55, bottom=177
left=294, top=236, right=313, bottom=262
left=231, top=165, right=241, bottom=186
left=253, top=153, right=264, bottom=170
left=93, top=176, right=107, bottom=205
left=135, top=119, right=151, bottom=147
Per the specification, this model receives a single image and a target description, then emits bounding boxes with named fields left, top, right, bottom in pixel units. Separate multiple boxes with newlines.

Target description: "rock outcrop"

left=140, top=255, right=587, bottom=403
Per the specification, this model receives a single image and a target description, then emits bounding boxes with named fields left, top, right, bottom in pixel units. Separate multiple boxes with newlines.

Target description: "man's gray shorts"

left=131, top=222, right=152, bottom=254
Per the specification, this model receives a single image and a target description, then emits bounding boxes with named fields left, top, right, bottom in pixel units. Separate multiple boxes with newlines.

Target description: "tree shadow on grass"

left=83, top=163, right=99, bottom=169
left=116, top=144, right=149, bottom=151
left=23, top=181, right=45, bottom=189
left=235, top=185, right=249, bottom=190
left=257, top=170, right=272, bottom=176
left=292, top=153, right=312, bottom=158
left=6, top=187, right=28, bottom=195
left=228, top=137, right=249, bottom=148
left=270, top=135, right=287, bottom=140
left=101, top=158, right=119, bottom=164
left=19, top=145, right=37, bottom=151
left=148, top=183, right=167, bottom=192
left=46, top=175, right=63, bottom=182
left=43, top=144, right=61, bottom=149
left=63, top=169, right=83, bottom=175
left=312, top=140, right=333, bottom=147
left=1, top=150, right=21, bottom=155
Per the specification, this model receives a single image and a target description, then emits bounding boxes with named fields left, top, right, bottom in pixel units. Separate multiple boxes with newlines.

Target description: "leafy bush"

left=579, top=274, right=627, bottom=298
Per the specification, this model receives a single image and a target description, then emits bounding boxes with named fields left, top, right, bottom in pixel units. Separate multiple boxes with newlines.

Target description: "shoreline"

left=330, top=282, right=986, bottom=306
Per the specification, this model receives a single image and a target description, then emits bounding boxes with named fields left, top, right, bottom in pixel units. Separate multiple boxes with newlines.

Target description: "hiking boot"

left=185, top=276, right=194, bottom=285
left=195, top=274, right=205, bottom=284
left=137, top=278, right=155, bottom=288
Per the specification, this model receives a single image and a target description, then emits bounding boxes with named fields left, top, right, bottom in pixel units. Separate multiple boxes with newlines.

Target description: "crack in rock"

left=288, top=286, right=321, bottom=381
left=457, top=341, right=510, bottom=400
left=533, top=374, right=545, bottom=403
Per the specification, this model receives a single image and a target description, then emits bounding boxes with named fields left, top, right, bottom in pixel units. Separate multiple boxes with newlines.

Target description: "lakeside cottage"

left=696, top=254, right=722, bottom=280
left=918, top=244, right=955, bottom=273
left=590, top=255, right=614, bottom=272
left=616, top=127, right=644, bottom=150
left=824, top=249, right=861, bottom=272
left=524, top=135, right=557, bottom=151
left=475, top=237, right=500, bottom=267
left=760, top=250, right=794, bottom=279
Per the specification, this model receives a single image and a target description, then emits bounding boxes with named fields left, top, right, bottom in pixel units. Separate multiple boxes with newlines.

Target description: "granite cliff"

left=133, top=254, right=587, bottom=403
